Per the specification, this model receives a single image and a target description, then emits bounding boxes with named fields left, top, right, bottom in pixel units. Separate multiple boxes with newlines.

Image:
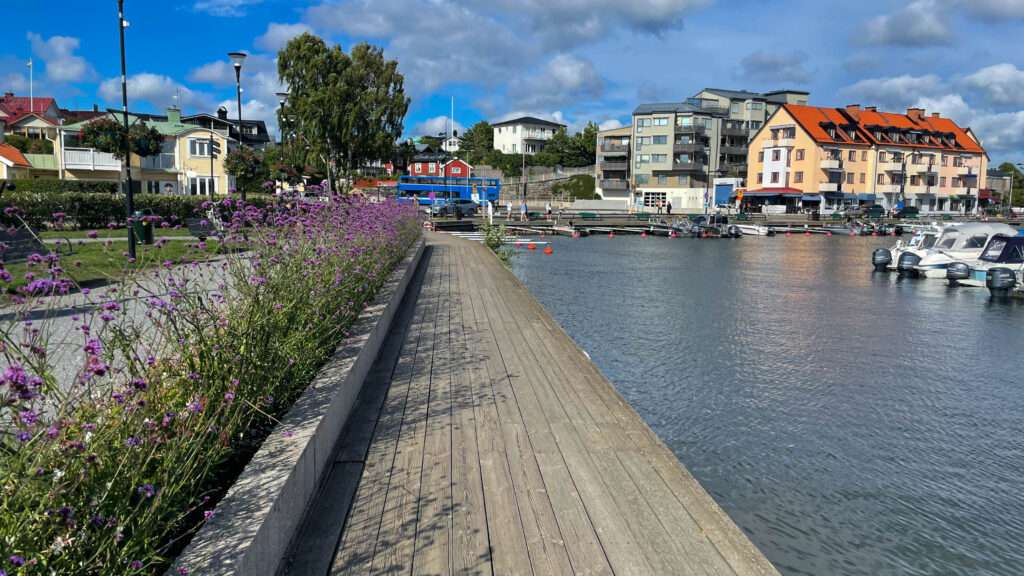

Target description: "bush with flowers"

left=0, top=195, right=421, bottom=574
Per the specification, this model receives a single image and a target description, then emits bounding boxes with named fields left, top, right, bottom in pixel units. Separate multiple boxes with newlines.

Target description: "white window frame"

left=188, top=176, right=218, bottom=196
left=188, top=138, right=210, bottom=158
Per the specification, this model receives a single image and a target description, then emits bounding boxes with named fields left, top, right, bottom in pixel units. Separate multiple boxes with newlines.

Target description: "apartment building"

left=747, top=104, right=988, bottom=214
left=595, top=126, right=631, bottom=203
left=492, top=116, right=565, bottom=155
left=628, top=89, right=809, bottom=211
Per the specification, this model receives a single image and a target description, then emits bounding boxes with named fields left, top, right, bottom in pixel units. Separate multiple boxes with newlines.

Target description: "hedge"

left=11, top=178, right=120, bottom=195
left=0, top=192, right=277, bottom=230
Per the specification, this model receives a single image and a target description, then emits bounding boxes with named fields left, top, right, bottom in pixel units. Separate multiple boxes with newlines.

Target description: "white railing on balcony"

left=761, top=138, right=795, bottom=148
left=820, top=159, right=842, bottom=170
left=64, top=148, right=122, bottom=171
left=818, top=182, right=839, bottom=192
left=522, top=130, right=554, bottom=141
left=878, top=184, right=901, bottom=194
left=880, top=162, right=905, bottom=172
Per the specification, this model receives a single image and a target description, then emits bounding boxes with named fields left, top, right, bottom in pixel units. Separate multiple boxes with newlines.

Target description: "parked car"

left=430, top=198, right=478, bottom=217
left=894, top=206, right=920, bottom=219
left=847, top=204, right=885, bottom=218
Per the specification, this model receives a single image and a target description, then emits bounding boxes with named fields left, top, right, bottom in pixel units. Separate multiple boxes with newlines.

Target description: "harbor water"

left=512, top=234, right=1024, bottom=576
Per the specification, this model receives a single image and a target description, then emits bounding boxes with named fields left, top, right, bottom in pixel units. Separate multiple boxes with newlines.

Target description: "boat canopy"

left=979, top=235, right=1024, bottom=264
left=932, top=223, right=1019, bottom=251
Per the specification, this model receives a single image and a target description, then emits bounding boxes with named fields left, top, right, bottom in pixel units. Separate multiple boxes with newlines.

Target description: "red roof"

left=0, top=142, right=31, bottom=167
left=783, top=105, right=873, bottom=147
left=0, top=93, right=58, bottom=126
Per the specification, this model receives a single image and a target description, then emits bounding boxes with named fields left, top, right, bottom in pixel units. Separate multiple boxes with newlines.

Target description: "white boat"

left=884, top=225, right=948, bottom=271
left=734, top=224, right=775, bottom=236
left=914, top=223, right=1020, bottom=278
left=947, top=233, right=1024, bottom=287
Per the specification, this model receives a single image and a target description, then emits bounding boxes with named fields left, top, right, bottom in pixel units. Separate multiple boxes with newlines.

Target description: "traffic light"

left=210, top=138, right=222, bottom=159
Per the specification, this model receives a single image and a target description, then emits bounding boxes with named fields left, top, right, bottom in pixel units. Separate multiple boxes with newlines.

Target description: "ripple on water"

left=513, top=235, right=1024, bottom=576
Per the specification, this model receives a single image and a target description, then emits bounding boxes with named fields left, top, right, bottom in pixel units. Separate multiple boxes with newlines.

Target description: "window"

left=636, top=174, right=649, bottom=184
left=658, top=175, right=667, bottom=185
left=654, top=117, right=668, bottom=126
left=783, top=128, right=796, bottom=138
left=188, top=138, right=210, bottom=157
left=452, top=167, right=462, bottom=175
left=848, top=150, right=856, bottom=161
left=702, top=118, right=713, bottom=129
left=731, top=102, right=739, bottom=114
left=146, top=181, right=177, bottom=195
left=414, top=164, right=422, bottom=174
left=772, top=150, right=781, bottom=161
left=652, top=154, right=667, bottom=163
left=513, top=125, right=517, bottom=133
left=794, top=172, right=803, bottom=183
left=758, top=151, right=764, bottom=162
left=877, top=174, right=885, bottom=184
left=860, top=173, right=866, bottom=184
left=952, top=177, right=960, bottom=187
left=187, top=176, right=217, bottom=196
left=861, top=151, right=867, bottom=161
left=942, top=156, right=948, bottom=166
left=746, top=102, right=763, bottom=110
left=653, top=135, right=667, bottom=145
left=750, top=121, right=762, bottom=129
left=757, top=173, right=764, bottom=184
left=879, top=151, right=887, bottom=162
left=771, top=172, right=780, bottom=183
left=428, top=164, right=436, bottom=174
left=678, top=175, right=688, bottom=186
left=953, top=156, right=963, bottom=167
left=795, top=149, right=804, bottom=160
left=940, top=177, right=946, bottom=187
left=846, top=173, right=854, bottom=184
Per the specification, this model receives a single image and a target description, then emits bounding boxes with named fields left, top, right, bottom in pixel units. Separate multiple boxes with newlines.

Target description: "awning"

left=856, top=193, right=876, bottom=201
left=781, top=193, right=802, bottom=198
left=742, top=187, right=803, bottom=197
left=824, top=192, right=853, bottom=200
left=979, top=190, right=998, bottom=200
left=801, top=194, right=822, bottom=201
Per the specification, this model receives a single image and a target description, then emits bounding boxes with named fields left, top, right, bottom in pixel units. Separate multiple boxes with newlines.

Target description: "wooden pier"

left=279, top=232, right=779, bottom=576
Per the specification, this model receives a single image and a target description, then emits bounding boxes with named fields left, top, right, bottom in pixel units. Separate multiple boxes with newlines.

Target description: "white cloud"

left=507, top=54, right=605, bottom=110
left=853, top=0, right=954, bottom=47
left=0, top=73, right=29, bottom=94
left=98, top=73, right=213, bottom=113
left=187, top=61, right=235, bottom=87
left=735, top=50, right=809, bottom=84
left=193, top=0, right=261, bottom=17
left=411, top=116, right=465, bottom=138
left=959, top=63, right=1024, bottom=107
left=27, top=32, right=97, bottom=83
left=598, top=118, right=625, bottom=130
left=912, top=93, right=1024, bottom=152
left=218, top=97, right=279, bottom=138
left=840, top=74, right=947, bottom=111
left=950, top=0, right=1024, bottom=21
left=255, top=23, right=313, bottom=52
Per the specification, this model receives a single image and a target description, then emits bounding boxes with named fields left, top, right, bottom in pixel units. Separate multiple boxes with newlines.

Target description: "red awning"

left=740, top=187, right=805, bottom=197
left=978, top=190, right=997, bottom=200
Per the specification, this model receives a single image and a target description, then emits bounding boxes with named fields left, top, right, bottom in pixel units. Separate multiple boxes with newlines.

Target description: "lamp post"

left=276, top=91, right=288, bottom=193
left=287, top=114, right=298, bottom=170
left=117, top=0, right=136, bottom=259
left=228, top=51, right=247, bottom=200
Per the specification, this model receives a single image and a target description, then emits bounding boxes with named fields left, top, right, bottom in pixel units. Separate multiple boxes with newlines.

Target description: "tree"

left=997, top=162, right=1023, bottom=207
left=224, top=147, right=269, bottom=192
left=418, top=135, right=443, bottom=150
left=78, top=117, right=163, bottom=160
left=278, top=34, right=409, bottom=193
left=456, top=121, right=494, bottom=165
left=580, top=121, right=599, bottom=165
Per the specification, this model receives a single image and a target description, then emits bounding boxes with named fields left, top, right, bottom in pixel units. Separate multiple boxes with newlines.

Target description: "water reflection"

left=513, top=235, right=1024, bottom=576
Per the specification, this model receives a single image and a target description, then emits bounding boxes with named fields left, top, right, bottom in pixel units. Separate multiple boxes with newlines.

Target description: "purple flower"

left=87, top=230, right=99, bottom=239
left=125, top=437, right=141, bottom=447
left=204, top=510, right=214, bottom=519
left=16, top=431, right=31, bottom=442
left=9, top=556, right=24, bottom=567
left=187, top=401, right=203, bottom=413
left=130, top=560, right=143, bottom=570
left=84, top=339, right=102, bottom=355
left=103, top=301, right=121, bottom=312
left=138, top=484, right=155, bottom=498
left=19, top=411, right=37, bottom=426
left=177, top=567, right=189, bottom=575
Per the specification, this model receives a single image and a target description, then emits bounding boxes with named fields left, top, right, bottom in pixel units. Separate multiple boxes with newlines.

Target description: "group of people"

left=504, top=200, right=566, bottom=222
left=653, top=199, right=673, bottom=215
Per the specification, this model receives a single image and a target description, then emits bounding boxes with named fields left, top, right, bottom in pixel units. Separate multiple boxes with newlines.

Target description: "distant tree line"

left=451, top=120, right=600, bottom=177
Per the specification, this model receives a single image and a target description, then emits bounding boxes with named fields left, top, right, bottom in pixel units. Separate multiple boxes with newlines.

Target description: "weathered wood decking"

left=280, top=233, right=779, bottom=576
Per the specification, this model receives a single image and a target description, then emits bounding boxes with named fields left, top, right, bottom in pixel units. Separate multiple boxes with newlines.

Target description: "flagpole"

left=27, top=59, right=33, bottom=113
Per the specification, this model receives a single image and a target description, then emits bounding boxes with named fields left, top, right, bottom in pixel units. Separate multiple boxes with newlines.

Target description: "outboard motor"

left=897, top=252, right=921, bottom=278
left=872, top=248, right=892, bottom=271
left=893, top=225, right=904, bottom=236
left=986, top=267, right=1017, bottom=297
left=727, top=225, right=741, bottom=238
left=946, top=262, right=970, bottom=285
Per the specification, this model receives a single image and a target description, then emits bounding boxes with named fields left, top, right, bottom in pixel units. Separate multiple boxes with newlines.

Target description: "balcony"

left=600, top=178, right=629, bottom=190
left=818, top=182, right=840, bottom=192
left=601, top=144, right=628, bottom=155
left=958, top=165, right=978, bottom=177
left=140, top=153, right=177, bottom=172
left=720, top=145, right=746, bottom=155
left=670, top=161, right=703, bottom=172
left=879, top=161, right=905, bottom=172
left=762, top=138, right=795, bottom=148
left=600, top=161, right=628, bottom=172
left=721, top=127, right=748, bottom=137
left=63, top=148, right=121, bottom=171
left=699, top=105, right=730, bottom=116
left=878, top=184, right=901, bottom=194
left=912, top=163, right=938, bottom=174
left=675, top=124, right=706, bottom=135
left=522, top=130, right=554, bottom=141
left=720, top=162, right=747, bottom=173
left=673, top=142, right=704, bottom=153
left=820, top=158, right=842, bottom=170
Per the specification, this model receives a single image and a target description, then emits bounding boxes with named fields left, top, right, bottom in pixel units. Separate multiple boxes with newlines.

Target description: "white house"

left=492, top=116, right=566, bottom=155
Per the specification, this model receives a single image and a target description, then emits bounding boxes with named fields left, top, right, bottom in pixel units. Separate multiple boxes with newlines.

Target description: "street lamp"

left=117, top=0, right=136, bottom=258
left=228, top=51, right=247, bottom=200
left=287, top=114, right=298, bottom=171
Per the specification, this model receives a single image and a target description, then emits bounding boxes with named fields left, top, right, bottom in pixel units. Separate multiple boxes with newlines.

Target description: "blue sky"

left=2, top=0, right=1023, bottom=165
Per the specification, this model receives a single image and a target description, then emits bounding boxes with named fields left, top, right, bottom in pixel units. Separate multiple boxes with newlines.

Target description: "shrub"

left=0, top=197, right=422, bottom=574
left=11, top=178, right=120, bottom=195
left=550, top=174, right=597, bottom=200
left=4, top=134, right=54, bottom=155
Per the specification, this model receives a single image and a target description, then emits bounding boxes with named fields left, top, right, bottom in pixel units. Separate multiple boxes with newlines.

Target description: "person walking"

left=558, top=203, right=565, bottom=222
left=520, top=200, right=528, bottom=222
left=546, top=201, right=552, bottom=222
left=657, top=199, right=663, bottom=214
left=666, top=200, right=672, bottom=215
left=506, top=199, right=513, bottom=221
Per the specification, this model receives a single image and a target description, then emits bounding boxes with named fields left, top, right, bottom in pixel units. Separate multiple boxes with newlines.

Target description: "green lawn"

left=3, top=240, right=219, bottom=293
left=40, top=227, right=195, bottom=240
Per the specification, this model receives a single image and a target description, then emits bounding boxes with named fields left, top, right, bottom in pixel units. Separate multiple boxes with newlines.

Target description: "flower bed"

left=0, top=197, right=421, bottom=575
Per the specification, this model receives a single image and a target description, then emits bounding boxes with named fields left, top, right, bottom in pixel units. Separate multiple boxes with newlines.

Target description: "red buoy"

left=573, top=233, right=579, bottom=238
left=786, top=232, right=791, bottom=236
left=528, top=243, right=536, bottom=250
left=670, top=233, right=677, bottom=238
left=641, top=232, right=647, bottom=238
left=515, top=241, right=522, bottom=246
left=872, top=232, right=878, bottom=236
left=849, top=232, right=855, bottom=236
left=544, top=246, right=553, bottom=254
left=827, top=232, right=832, bottom=236
left=608, top=232, right=615, bottom=238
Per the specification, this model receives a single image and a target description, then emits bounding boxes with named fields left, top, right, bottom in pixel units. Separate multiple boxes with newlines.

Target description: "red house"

left=409, top=153, right=471, bottom=179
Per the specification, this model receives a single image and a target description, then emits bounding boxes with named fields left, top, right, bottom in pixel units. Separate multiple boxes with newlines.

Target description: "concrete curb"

left=171, top=237, right=426, bottom=576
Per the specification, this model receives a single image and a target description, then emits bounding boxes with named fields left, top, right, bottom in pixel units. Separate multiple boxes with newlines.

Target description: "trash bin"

left=811, top=210, right=820, bottom=221
left=132, top=208, right=155, bottom=245
left=455, top=206, right=463, bottom=220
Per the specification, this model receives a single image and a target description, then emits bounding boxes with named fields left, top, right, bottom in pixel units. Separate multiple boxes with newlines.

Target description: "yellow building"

left=747, top=104, right=988, bottom=215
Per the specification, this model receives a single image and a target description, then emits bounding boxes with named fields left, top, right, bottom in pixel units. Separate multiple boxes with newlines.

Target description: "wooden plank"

left=457, top=245, right=535, bottom=576
left=448, top=245, right=493, bottom=576
left=370, top=246, right=448, bottom=574
left=331, top=248, right=442, bottom=576
left=411, top=248, right=454, bottom=576
left=283, top=462, right=364, bottom=576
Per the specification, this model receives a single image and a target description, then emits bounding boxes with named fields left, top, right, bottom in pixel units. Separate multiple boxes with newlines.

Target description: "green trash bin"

left=132, top=208, right=155, bottom=245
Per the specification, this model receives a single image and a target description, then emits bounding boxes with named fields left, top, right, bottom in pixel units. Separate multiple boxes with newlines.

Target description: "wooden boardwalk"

left=280, top=233, right=779, bottom=576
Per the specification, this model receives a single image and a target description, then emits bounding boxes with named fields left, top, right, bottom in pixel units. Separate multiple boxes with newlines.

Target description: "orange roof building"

left=0, top=141, right=32, bottom=180
left=746, top=104, right=988, bottom=215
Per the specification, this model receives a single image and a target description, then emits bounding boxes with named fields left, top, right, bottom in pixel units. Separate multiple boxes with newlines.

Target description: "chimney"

left=3, top=92, right=12, bottom=99
left=217, top=106, right=228, bottom=120
left=844, top=104, right=861, bottom=121
left=906, top=107, right=925, bottom=122
left=931, top=112, right=941, bottom=118
left=167, top=107, right=181, bottom=124
left=864, top=106, right=877, bottom=112
left=93, top=103, right=99, bottom=112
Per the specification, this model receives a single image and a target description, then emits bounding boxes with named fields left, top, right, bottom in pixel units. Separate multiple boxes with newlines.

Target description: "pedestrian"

left=520, top=200, right=528, bottom=222
left=546, top=201, right=552, bottom=222
left=558, top=203, right=564, bottom=222
left=666, top=200, right=672, bottom=215
left=413, top=194, right=419, bottom=206
left=506, top=199, right=513, bottom=221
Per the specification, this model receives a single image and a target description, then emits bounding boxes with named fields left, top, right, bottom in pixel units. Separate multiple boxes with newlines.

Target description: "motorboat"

left=946, top=233, right=1024, bottom=287
left=734, top=224, right=775, bottom=236
left=646, top=218, right=690, bottom=237
left=689, top=214, right=741, bottom=238
left=551, top=224, right=589, bottom=237
left=871, top=224, right=949, bottom=271
left=913, top=222, right=1020, bottom=278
